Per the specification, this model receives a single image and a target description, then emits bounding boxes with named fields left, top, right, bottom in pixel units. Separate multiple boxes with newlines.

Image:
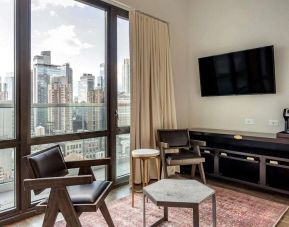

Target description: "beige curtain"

left=130, top=11, right=177, bottom=183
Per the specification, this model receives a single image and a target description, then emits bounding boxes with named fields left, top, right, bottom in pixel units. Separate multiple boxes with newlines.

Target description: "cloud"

left=31, top=0, right=85, bottom=11
left=36, top=25, right=93, bottom=64
left=49, top=10, right=57, bottom=17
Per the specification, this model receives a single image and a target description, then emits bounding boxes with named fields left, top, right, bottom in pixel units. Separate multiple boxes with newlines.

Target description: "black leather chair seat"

left=166, top=150, right=205, bottom=165
left=67, top=180, right=109, bottom=204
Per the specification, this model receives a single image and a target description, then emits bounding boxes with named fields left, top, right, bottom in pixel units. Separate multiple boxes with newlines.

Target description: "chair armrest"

left=65, top=158, right=111, bottom=169
left=190, top=139, right=206, bottom=147
left=23, top=175, right=93, bottom=191
left=159, top=142, right=169, bottom=149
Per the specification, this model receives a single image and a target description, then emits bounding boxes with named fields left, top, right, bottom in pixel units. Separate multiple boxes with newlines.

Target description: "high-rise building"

left=4, top=73, right=14, bottom=101
left=78, top=73, right=95, bottom=103
left=96, top=63, right=105, bottom=90
left=122, top=58, right=130, bottom=94
left=88, top=88, right=104, bottom=104
left=48, top=76, right=73, bottom=134
left=32, top=51, right=73, bottom=134
left=0, top=78, right=8, bottom=101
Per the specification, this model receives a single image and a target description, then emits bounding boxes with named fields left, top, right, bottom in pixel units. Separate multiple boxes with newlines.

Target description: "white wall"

left=118, top=0, right=191, bottom=128
left=188, top=0, right=289, bottom=133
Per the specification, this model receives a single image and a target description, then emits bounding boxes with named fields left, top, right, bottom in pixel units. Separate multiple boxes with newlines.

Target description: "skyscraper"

left=122, top=58, right=130, bottom=94
left=32, top=51, right=73, bottom=134
left=78, top=73, right=95, bottom=103
left=96, top=63, right=105, bottom=90
left=48, top=76, right=73, bottom=133
left=4, top=73, right=14, bottom=101
left=0, top=78, right=8, bottom=101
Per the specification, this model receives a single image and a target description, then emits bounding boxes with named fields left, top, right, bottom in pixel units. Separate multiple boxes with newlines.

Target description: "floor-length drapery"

left=130, top=11, right=177, bottom=183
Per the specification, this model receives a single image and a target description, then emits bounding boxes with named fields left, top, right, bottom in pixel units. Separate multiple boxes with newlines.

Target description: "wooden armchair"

left=24, top=145, right=114, bottom=227
left=158, top=129, right=207, bottom=183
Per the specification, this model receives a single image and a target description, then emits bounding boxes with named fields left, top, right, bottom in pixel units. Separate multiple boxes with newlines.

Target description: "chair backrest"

left=26, top=145, right=68, bottom=179
left=158, top=129, right=190, bottom=148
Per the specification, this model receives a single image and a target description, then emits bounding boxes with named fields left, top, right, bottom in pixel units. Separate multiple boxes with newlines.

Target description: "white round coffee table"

left=131, top=148, right=160, bottom=207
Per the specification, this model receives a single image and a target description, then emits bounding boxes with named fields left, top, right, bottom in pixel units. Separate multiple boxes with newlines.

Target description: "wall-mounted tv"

left=198, top=46, right=276, bottom=97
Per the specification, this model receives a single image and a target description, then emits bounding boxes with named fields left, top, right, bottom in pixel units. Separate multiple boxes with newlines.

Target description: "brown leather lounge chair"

left=24, top=145, right=115, bottom=227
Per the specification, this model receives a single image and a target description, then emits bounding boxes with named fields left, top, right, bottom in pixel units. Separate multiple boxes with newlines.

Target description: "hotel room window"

left=31, top=0, right=107, bottom=137
left=0, top=0, right=16, bottom=214
left=116, top=17, right=130, bottom=178
left=30, top=0, right=110, bottom=202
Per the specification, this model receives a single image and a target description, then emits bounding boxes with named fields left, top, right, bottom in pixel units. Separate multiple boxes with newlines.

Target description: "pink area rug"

left=55, top=186, right=288, bottom=227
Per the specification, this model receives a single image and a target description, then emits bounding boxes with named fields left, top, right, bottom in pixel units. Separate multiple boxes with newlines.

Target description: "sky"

left=0, top=0, right=130, bottom=97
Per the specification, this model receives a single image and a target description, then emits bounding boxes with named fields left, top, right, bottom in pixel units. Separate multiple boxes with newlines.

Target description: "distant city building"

left=4, top=73, right=14, bottom=101
left=35, top=126, right=45, bottom=137
left=78, top=73, right=95, bottom=103
left=32, top=51, right=73, bottom=134
left=0, top=149, right=14, bottom=183
left=0, top=78, right=8, bottom=101
left=97, top=63, right=105, bottom=90
left=117, top=93, right=130, bottom=126
left=88, top=88, right=104, bottom=104
left=48, top=76, right=73, bottom=133
left=122, top=58, right=130, bottom=94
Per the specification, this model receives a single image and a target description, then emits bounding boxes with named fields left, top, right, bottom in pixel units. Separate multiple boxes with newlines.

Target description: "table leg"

left=164, top=206, right=168, bottom=221
left=212, top=194, right=217, bottom=227
left=143, top=194, right=146, bottom=227
left=141, top=158, right=145, bottom=189
left=131, top=157, right=135, bottom=207
left=193, top=205, right=199, bottom=227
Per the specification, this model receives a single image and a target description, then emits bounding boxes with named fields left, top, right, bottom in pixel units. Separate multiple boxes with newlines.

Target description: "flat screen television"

left=198, top=46, right=276, bottom=97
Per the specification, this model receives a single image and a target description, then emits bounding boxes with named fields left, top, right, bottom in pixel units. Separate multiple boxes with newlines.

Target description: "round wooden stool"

left=131, top=149, right=160, bottom=207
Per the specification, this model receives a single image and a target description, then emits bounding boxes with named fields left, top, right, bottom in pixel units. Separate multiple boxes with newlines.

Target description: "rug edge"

left=273, top=206, right=289, bottom=227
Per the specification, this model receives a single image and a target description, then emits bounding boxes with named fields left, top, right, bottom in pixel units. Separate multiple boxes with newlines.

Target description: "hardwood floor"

left=5, top=178, right=289, bottom=226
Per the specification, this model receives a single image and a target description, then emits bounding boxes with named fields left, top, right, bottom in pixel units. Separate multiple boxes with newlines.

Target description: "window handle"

left=115, top=110, right=119, bottom=120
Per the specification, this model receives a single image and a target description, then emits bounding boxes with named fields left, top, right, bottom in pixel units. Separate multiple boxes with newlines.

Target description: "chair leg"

left=42, top=190, right=59, bottom=227
left=198, top=163, right=206, bottom=184
left=163, top=163, right=169, bottom=179
left=57, top=188, right=81, bottom=227
left=191, top=164, right=196, bottom=178
left=131, top=157, right=136, bottom=207
left=100, top=202, right=115, bottom=227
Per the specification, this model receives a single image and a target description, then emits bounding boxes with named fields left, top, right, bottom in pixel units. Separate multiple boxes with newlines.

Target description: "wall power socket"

left=269, top=120, right=279, bottom=126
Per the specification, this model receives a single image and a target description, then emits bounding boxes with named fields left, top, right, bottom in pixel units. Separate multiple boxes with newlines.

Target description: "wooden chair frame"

left=24, top=157, right=115, bottom=227
left=158, top=129, right=207, bottom=184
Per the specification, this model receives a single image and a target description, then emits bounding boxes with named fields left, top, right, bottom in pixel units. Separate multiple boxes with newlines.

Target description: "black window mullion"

left=16, top=0, right=31, bottom=212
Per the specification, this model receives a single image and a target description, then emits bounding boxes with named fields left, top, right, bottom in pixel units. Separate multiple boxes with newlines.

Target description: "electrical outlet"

left=244, top=118, right=255, bottom=125
left=269, top=120, right=279, bottom=126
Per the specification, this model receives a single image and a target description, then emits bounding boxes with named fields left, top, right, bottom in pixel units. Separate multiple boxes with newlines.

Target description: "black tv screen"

left=198, top=46, right=276, bottom=97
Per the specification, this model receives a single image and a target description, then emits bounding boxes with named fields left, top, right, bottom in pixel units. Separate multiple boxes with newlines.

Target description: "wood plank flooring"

left=5, top=178, right=289, bottom=226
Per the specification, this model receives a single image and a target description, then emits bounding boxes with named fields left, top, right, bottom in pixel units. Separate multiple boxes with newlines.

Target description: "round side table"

left=131, top=148, right=160, bottom=207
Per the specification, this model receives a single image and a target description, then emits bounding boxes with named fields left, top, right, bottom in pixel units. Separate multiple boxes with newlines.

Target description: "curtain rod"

left=101, top=0, right=169, bottom=25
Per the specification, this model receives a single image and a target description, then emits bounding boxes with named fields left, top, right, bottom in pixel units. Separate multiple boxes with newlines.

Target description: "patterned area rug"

left=55, top=186, right=288, bottom=227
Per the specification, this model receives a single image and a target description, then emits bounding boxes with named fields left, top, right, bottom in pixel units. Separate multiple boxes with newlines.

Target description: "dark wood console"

left=185, top=128, right=289, bottom=195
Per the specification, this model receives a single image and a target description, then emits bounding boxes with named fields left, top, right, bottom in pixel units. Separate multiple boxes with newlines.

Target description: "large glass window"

left=117, top=17, right=130, bottom=128
left=31, top=0, right=107, bottom=137
left=0, top=0, right=16, bottom=216
left=0, top=0, right=15, bottom=140
left=116, top=17, right=130, bottom=178
left=0, top=0, right=130, bottom=222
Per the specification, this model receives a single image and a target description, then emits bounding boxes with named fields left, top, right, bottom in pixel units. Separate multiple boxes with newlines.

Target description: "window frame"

left=0, top=0, right=129, bottom=224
